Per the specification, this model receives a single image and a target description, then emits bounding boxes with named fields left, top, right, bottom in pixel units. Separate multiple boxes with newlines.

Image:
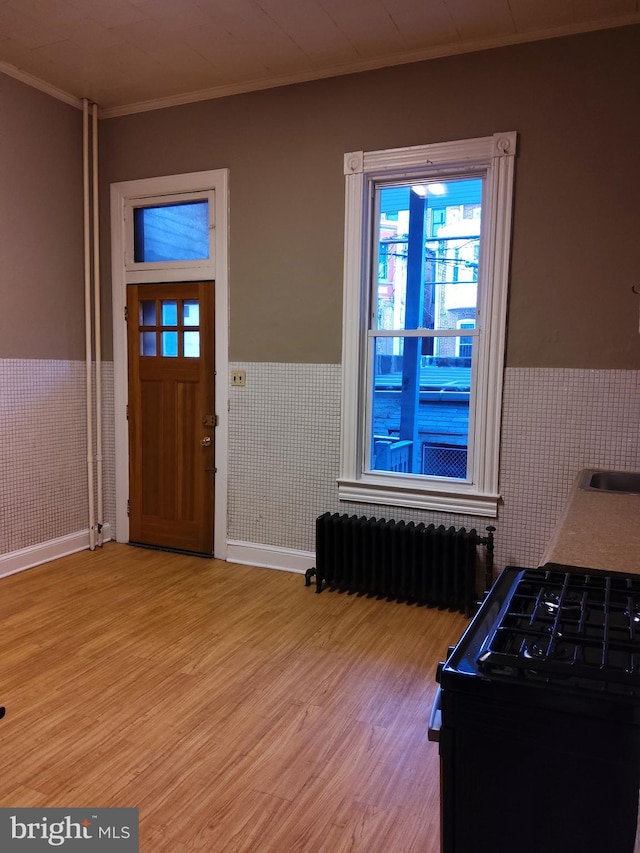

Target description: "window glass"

left=183, top=331, right=200, bottom=358
left=370, top=179, right=481, bottom=480
left=140, top=300, right=156, bottom=325
left=183, top=300, right=199, bottom=326
left=370, top=336, right=473, bottom=478
left=133, top=201, right=209, bottom=262
left=161, top=331, right=178, bottom=357
left=374, top=180, right=480, bottom=332
left=140, top=332, right=156, bottom=356
left=161, top=300, right=178, bottom=326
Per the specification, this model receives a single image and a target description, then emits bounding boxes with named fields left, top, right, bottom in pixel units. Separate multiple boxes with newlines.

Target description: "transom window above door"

left=124, top=190, right=215, bottom=281
left=133, top=200, right=209, bottom=263
left=138, top=296, right=201, bottom=358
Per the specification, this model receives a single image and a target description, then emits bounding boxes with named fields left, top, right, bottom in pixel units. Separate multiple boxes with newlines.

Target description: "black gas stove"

left=429, top=565, right=640, bottom=853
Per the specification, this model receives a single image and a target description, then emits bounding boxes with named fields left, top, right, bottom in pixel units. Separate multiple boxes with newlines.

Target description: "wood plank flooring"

left=0, top=544, right=469, bottom=852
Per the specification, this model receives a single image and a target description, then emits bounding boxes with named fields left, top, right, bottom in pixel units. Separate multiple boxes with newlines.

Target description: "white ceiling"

left=1, top=0, right=639, bottom=117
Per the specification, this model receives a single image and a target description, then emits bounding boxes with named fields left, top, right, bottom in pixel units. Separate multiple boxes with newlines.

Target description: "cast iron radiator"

left=305, top=513, right=495, bottom=616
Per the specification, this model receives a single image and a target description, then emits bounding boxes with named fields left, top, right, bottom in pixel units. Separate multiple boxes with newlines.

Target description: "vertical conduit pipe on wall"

left=83, top=98, right=96, bottom=550
left=92, top=103, right=103, bottom=547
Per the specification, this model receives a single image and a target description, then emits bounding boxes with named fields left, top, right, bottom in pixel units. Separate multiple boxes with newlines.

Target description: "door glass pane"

left=183, top=332, right=200, bottom=358
left=133, top=201, right=209, bottom=262
left=162, top=301, right=178, bottom=326
left=370, top=336, right=472, bottom=479
left=162, top=331, right=178, bottom=357
left=140, top=332, right=156, bottom=356
left=140, top=300, right=156, bottom=326
left=374, top=179, right=482, bottom=332
left=183, top=300, right=199, bottom=326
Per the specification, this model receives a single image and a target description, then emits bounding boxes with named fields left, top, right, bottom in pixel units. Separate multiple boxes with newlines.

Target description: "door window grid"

left=139, top=298, right=200, bottom=359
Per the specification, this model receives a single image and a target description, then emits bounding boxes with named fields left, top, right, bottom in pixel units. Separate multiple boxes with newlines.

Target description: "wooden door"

left=127, top=281, right=215, bottom=554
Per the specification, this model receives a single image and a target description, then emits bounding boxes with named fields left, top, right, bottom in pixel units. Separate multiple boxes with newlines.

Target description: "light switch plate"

left=231, top=370, right=246, bottom=387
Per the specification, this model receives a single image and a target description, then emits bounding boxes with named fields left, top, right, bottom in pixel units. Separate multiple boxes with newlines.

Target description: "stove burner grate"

left=477, top=569, right=640, bottom=697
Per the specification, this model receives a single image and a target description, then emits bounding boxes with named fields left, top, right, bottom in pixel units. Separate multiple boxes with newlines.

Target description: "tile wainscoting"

left=228, top=363, right=341, bottom=555
left=1, top=359, right=637, bottom=577
left=229, top=364, right=639, bottom=572
left=500, top=368, right=639, bottom=567
left=0, top=359, right=114, bottom=568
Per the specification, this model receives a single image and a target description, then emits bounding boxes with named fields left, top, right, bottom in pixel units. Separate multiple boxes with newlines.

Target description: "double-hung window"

left=339, top=133, right=517, bottom=517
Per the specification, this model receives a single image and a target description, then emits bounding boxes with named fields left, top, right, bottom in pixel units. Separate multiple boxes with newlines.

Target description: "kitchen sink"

left=579, top=469, right=640, bottom=494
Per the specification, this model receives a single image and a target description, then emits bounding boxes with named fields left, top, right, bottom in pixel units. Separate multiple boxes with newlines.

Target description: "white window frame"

left=339, top=132, right=517, bottom=518
left=110, top=170, right=229, bottom=557
left=125, top=190, right=216, bottom=279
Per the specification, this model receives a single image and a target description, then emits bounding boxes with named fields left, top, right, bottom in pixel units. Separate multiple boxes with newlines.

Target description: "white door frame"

left=110, top=170, right=229, bottom=559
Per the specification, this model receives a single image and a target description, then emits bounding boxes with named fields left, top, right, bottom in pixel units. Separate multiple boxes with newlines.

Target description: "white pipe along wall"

left=82, top=98, right=103, bottom=550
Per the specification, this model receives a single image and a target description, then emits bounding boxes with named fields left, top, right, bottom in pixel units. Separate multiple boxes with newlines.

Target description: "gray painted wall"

left=99, top=25, right=640, bottom=369
left=0, top=75, right=84, bottom=360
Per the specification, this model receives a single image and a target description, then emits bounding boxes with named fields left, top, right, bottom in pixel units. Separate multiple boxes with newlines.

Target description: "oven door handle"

left=427, top=686, right=442, bottom=743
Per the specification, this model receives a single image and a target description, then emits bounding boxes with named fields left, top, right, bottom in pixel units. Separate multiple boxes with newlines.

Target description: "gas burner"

left=523, top=643, right=546, bottom=660
left=542, top=590, right=582, bottom=616
left=524, top=641, right=574, bottom=663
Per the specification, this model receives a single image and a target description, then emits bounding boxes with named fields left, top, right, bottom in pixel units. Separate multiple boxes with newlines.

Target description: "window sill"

left=337, top=476, right=500, bottom=518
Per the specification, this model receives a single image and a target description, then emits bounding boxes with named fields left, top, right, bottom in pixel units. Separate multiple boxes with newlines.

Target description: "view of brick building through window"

left=371, top=178, right=481, bottom=479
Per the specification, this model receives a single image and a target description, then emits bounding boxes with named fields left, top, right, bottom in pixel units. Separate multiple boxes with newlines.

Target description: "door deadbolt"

left=200, top=436, right=212, bottom=447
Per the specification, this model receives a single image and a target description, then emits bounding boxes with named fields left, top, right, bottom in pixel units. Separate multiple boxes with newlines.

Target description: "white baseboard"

left=0, top=524, right=112, bottom=579
left=1, top=531, right=310, bottom=580
left=226, top=540, right=315, bottom=575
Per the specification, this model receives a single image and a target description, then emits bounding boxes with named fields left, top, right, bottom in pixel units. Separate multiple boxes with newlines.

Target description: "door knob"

left=200, top=436, right=212, bottom=447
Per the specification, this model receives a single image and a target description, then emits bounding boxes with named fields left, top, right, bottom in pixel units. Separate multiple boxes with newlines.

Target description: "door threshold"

left=128, top=541, right=215, bottom=559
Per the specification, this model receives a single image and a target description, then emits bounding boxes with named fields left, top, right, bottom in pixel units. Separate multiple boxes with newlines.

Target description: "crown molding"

left=97, top=15, right=640, bottom=119
left=0, top=60, right=83, bottom=110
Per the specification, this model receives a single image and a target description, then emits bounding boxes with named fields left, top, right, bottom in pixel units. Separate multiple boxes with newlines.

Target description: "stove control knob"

left=447, top=645, right=456, bottom=658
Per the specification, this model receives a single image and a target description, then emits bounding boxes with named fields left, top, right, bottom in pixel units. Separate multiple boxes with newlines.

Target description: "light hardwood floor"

left=0, top=543, right=469, bottom=852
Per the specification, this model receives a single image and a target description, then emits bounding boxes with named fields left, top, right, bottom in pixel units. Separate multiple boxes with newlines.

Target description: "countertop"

left=540, top=469, right=640, bottom=574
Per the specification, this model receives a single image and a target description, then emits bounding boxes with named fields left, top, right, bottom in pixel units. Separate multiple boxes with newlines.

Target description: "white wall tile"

left=228, top=362, right=341, bottom=550
left=3, top=358, right=637, bottom=579
left=0, top=360, right=115, bottom=554
left=228, top=363, right=640, bottom=573
left=499, top=368, right=640, bottom=567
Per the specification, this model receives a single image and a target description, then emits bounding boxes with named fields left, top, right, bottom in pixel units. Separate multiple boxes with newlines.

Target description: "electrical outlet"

left=231, top=370, right=246, bottom=387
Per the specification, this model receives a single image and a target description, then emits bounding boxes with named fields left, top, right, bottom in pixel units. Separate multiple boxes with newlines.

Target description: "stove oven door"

left=435, top=686, right=640, bottom=853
